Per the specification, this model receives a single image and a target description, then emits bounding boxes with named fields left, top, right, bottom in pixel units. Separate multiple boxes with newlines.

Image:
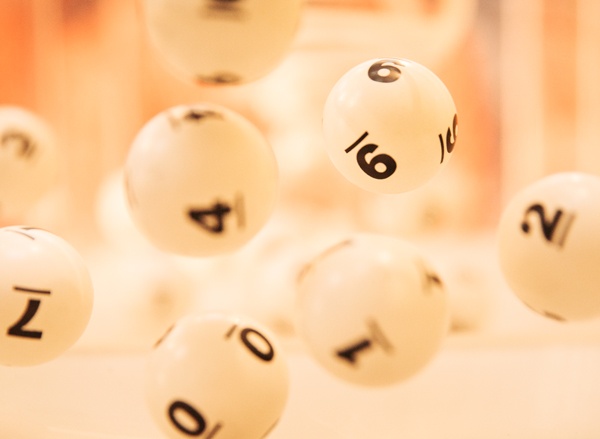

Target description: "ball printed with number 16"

left=323, top=58, right=457, bottom=194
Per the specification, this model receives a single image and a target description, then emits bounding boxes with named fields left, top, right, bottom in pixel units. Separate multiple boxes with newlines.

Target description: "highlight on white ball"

left=0, top=106, right=59, bottom=218
left=146, top=313, right=289, bottom=439
left=0, top=226, right=93, bottom=366
left=497, top=172, right=600, bottom=322
left=322, top=58, right=457, bottom=194
left=124, top=103, right=279, bottom=257
left=141, top=0, right=303, bottom=85
left=296, top=233, right=450, bottom=387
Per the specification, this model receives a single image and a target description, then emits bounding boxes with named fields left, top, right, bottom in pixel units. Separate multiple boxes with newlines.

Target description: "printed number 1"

left=335, top=319, right=393, bottom=365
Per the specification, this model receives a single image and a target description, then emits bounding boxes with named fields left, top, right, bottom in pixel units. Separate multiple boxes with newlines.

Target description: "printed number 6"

left=368, top=60, right=402, bottom=83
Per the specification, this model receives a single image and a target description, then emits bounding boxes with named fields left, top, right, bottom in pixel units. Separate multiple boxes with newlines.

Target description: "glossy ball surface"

left=146, top=313, right=289, bottom=439
left=0, top=106, right=58, bottom=217
left=323, top=58, right=457, bottom=193
left=497, top=172, right=600, bottom=321
left=141, top=0, right=303, bottom=85
left=124, top=103, right=278, bottom=257
left=0, top=226, right=93, bottom=366
left=296, top=234, right=449, bottom=386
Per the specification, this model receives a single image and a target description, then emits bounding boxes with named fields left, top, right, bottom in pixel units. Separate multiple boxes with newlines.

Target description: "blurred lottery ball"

left=497, top=172, right=600, bottom=321
left=0, top=106, right=58, bottom=218
left=141, top=0, right=303, bottom=85
left=296, top=234, right=449, bottom=386
left=322, top=58, right=457, bottom=194
left=0, top=226, right=93, bottom=366
left=124, top=103, right=278, bottom=257
left=146, top=313, right=289, bottom=439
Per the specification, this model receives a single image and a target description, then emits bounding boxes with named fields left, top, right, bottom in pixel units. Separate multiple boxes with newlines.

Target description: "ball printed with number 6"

left=124, top=103, right=278, bottom=257
left=323, top=58, right=457, bottom=194
left=146, top=313, right=289, bottom=439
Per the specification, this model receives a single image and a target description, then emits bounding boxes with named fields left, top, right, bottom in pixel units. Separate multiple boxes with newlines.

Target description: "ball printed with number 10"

left=323, top=58, right=458, bottom=194
left=146, top=313, right=289, bottom=439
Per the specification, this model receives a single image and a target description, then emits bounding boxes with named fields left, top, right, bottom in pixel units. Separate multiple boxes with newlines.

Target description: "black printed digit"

left=336, top=339, right=372, bottom=364
left=335, top=319, right=393, bottom=365
left=345, top=132, right=397, bottom=179
left=368, top=59, right=403, bottom=83
left=7, top=299, right=44, bottom=339
left=438, top=113, right=458, bottom=164
left=520, top=203, right=576, bottom=247
left=1, top=130, right=36, bottom=158
left=168, top=400, right=222, bottom=438
left=226, top=325, right=274, bottom=362
left=188, top=201, right=232, bottom=233
left=7, top=286, right=51, bottom=339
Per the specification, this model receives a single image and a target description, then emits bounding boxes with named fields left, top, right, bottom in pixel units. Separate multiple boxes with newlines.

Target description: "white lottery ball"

left=124, top=104, right=278, bottom=257
left=146, top=313, right=289, bottom=439
left=141, top=0, right=303, bottom=85
left=0, top=106, right=58, bottom=217
left=497, top=172, right=600, bottom=321
left=323, top=58, right=457, bottom=194
left=0, top=226, right=93, bottom=366
left=296, top=234, right=449, bottom=387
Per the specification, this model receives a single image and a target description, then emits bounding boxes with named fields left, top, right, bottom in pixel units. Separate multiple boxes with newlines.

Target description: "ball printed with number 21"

left=323, top=58, right=458, bottom=194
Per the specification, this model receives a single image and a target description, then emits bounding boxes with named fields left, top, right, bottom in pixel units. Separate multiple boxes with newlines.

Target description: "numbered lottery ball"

left=124, top=104, right=278, bottom=257
left=497, top=172, right=600, bottom=321
left=0, top=106, right=59, bottom=217
left=146, top=313, right=289, bottom=439
left=141, top=0, right=303, bottom=85
left=322, top=58, right=457, bottom=194
left=296, top=234, right=449, bottom=387
left=0, top=226, right=93, bottom=366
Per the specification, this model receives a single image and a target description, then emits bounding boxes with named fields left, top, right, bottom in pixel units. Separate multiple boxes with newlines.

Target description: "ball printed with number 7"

left=146, top=313, right=289, bottom=439
left=124, top=103, right=278, bottom=257
left=0, top=226, right=93, bottom=366
left=323, top=58, right=457, bottom=194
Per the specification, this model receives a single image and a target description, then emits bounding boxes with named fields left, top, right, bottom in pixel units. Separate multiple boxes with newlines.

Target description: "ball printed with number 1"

left=323, top=58, right=457, bottom=194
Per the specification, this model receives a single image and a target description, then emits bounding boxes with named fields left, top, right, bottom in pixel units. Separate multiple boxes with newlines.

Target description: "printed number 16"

left=345, top=132, right=397, bottom=180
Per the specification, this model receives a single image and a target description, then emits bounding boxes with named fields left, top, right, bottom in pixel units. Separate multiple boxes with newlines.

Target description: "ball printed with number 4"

left=323, top=58, right=457, bottom=194
left=146, top=313, right=289, bottom=439
left=124, top=103, right=278, bottom=257
left=497, top=172, right=600, bottom=321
